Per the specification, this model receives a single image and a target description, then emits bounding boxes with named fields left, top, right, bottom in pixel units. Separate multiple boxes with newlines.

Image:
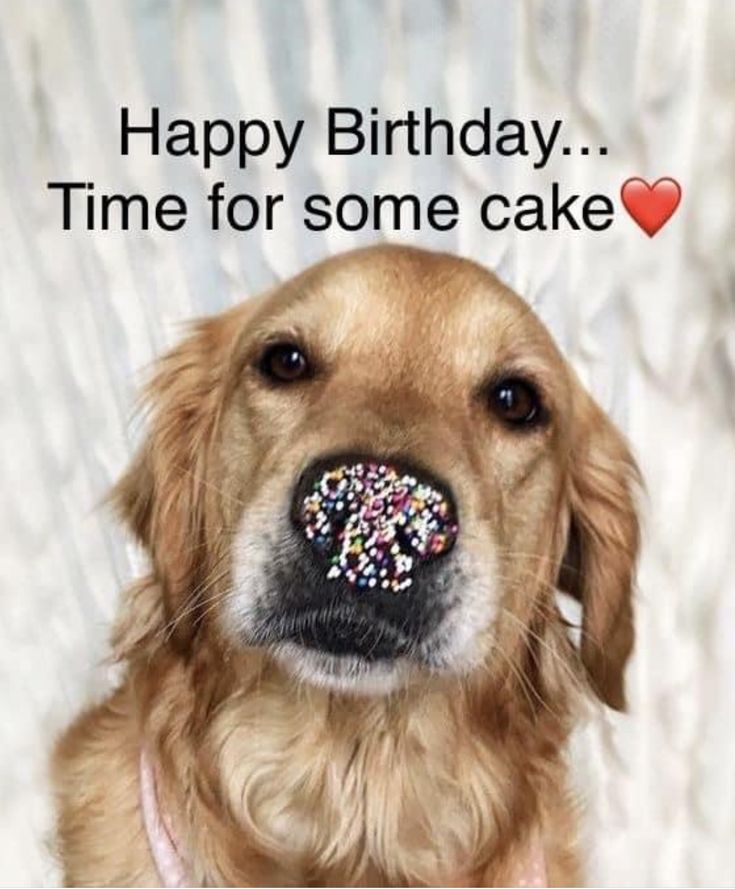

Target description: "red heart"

left=620, top=177, right=681, bottom=237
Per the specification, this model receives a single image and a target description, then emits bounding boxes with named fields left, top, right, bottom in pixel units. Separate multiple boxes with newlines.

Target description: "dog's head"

left=114, top=246, right=640, bottom=710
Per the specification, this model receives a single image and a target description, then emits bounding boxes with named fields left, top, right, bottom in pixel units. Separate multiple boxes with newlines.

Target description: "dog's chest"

left=213, top=705, right=498, bottom=883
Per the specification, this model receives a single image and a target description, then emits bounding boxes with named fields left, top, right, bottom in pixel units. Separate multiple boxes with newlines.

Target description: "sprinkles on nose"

left=299, top=462, right=458, bottom=593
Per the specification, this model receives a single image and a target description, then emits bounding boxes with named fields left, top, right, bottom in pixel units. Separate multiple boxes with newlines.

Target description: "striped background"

left=1, top=1, right=734, bottom=885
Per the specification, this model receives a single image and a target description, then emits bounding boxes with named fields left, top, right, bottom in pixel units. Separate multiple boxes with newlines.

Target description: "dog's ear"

left=557, top=388, right=641, bottom=711
left=111, top=309, right=248, bottom=647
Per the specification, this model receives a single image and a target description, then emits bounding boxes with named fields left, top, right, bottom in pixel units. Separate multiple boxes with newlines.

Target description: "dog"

left=53, top=245, right=640, bottom=886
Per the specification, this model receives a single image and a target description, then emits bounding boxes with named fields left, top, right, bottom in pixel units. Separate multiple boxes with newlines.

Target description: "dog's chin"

left=271, top=642, right=411, bottom=695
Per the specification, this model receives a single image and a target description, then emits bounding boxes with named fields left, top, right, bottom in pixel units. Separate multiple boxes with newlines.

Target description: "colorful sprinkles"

left=299, top=462, right=458, bottom=594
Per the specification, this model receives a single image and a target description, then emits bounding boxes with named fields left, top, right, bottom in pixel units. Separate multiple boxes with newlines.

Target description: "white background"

left=1, top=1, right=734, bottom=885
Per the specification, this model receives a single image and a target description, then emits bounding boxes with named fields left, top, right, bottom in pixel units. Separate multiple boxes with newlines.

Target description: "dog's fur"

left=52, top=245, right=640, bottom=886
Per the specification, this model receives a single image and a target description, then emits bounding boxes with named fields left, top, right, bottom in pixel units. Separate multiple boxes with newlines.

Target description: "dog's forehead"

left=258, top=247, right=564, bottom=376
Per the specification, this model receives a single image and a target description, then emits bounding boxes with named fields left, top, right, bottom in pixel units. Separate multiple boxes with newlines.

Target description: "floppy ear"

left=558, top=390, right=641, bottom=711
left=111, top=314, right=241, bottom=647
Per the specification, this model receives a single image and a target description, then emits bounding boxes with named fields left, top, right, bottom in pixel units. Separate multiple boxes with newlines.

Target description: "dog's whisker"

left=497, top=550, right=566, bottom=567
left=157, top=565, right=232, bottom=642
left=475, top=644, right=545, bottom=722
left=499, top=606, right=585, bottom=696
left=170, top=462, right=252, bottom=509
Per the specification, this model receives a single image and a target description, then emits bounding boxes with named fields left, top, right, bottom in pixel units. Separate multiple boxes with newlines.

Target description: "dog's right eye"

left=259, top=342, right=311, bottom=383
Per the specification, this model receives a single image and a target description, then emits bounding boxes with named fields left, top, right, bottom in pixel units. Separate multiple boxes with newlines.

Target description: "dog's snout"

left=293, top=455, right=458, bottom=594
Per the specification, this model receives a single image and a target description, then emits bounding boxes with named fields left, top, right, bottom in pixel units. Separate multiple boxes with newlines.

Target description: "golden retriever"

left=53, top=245, right=640, bottom=886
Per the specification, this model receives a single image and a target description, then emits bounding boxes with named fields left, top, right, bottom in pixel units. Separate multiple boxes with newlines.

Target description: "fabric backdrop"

left=2, top=1, right=734, bottom=885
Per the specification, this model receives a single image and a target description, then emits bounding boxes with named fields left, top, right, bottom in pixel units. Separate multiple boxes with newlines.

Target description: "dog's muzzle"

left=259, top=454, right=460, bottom=663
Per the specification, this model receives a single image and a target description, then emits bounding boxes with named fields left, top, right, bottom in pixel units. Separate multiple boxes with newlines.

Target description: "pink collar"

left=139, top=749, right=189, bottom=887
left=509, top=832, right=547, bottom=888
left=140, top=748, right=546, bottom=887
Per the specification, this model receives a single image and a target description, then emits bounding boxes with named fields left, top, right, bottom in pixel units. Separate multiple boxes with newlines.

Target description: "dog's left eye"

left=259, top=342, right=310, bottom=383
left=488, top=378, right=543, bottom=427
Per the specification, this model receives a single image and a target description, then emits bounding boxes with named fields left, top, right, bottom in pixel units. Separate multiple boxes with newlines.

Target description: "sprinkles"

left=298, top=461, right=458, bottom=594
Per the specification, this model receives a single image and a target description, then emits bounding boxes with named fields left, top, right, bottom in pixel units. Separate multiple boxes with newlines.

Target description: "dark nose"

left=292, top=455, right=458, bottom=594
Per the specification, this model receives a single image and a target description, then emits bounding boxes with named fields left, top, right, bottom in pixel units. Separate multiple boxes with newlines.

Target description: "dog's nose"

left=293, top=456, right=458, bottom=594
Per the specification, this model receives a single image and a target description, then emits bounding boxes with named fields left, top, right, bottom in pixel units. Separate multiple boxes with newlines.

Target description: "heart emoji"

left=620, top=177, right=682, bottom=237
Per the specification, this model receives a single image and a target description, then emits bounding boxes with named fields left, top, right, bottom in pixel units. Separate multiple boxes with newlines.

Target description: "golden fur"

left=52, top=245, right=640, bottom=886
